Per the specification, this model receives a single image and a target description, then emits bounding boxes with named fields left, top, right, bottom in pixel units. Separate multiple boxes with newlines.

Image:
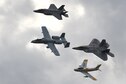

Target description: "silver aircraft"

left=33, top=4, right=68, bottom=20
left=73, top=39, right=114, bottom=61
left=31, top=26, right=70, bottom=56
left=74, top=59, right=101, bottom=81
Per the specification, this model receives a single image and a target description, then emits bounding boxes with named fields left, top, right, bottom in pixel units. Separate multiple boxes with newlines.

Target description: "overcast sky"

left=0, top=0, right=126, bottom=84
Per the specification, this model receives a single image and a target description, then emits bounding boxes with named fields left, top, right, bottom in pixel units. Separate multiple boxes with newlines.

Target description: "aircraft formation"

left=31, top=4, right=115, bottom=81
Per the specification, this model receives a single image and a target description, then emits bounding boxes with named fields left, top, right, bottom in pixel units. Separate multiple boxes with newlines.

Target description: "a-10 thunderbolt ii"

left=74, top=59, right=101, bottom=80
left=73, top=39, right=114, bottom=61
left=31, top=26, right=70, bottom=56
left=33, top=4, right=68, bottom=20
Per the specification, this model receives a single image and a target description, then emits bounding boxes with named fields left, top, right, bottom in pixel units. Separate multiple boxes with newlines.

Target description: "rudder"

left=99, top=39, right=109, bottom=49
left=58, top=5, right=65, bottom=11
left=96, top=64, right=101, bottom=70
left=60, top=33, right=70, bottom=48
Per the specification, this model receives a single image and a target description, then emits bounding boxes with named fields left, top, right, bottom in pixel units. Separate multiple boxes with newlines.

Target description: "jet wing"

left=49, top=4, right=57, bottom=10
left=81, top=72, right=97, bottom=80
left=89, top=39, right=100, bottom=47
left=80, top=59, right=88, bottom=69
left=93, top=51, right=108, bottom=61
left=47, top=43, right=60, bottom=56
left=42, top=26, right=51, bottom=39
left=52, top=13, right=62, bottom=20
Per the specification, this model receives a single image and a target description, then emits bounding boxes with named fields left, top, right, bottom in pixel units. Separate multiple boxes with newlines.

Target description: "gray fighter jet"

left=74, top=59, right=101, bottom=80
left=33, top=4, right=68, bottom=20
left=31, top=26, right=70, bottom=56
left=73, top=39, right=114, bottom=61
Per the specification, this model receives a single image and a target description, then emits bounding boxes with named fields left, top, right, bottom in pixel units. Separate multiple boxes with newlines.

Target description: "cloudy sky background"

left=0, top=0, right=126, bottom=84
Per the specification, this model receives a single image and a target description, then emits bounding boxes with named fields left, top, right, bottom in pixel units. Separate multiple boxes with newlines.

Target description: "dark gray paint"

left=0, top=0, right=126, bottom=84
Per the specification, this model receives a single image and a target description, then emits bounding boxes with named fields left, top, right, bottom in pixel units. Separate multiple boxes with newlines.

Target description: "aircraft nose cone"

left=33, top=10, right=39, bottom=12
left=74, top=69, right=76, bottom=71
left=74, top=69, right=78, bottom=72
left=31, top=40, right=34, bottom=43
left=31, top=40, right=35, bottom=43
left=72, top=47, right=79, bottom=50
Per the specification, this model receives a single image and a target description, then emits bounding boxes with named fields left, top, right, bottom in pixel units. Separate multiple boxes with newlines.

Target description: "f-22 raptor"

left=34, top=4, right=68, bottom=20
left=31, top=26, right=70, bottom=56
left=74, top=59, right=101, bottom=80
left=73, top=39, right=114, bottom=61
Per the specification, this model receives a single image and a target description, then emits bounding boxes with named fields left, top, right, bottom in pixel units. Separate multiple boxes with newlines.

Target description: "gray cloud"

left=0, top=0, right=126, bottom=84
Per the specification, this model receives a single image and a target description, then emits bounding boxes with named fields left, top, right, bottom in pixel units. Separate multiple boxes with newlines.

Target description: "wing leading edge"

left=80, top=59, right=88, bottom=69
left=89, top=39, right=100, bottom=46
left=42, top=26, right=51, bottom=39
left=49, top=4, right=57, bottom=10
left=81, top=72, right=97, bottom=80
left=47, top=43, right=60, bottom=56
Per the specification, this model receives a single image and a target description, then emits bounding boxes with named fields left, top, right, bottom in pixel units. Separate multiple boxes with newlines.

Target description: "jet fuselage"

left=31, top=38, right=63, bottom=44
left=73, top=45, right=106, bottom=53
left=34, top=9, right=67, bottom=15
left=74, top=67, right=98, bottom=72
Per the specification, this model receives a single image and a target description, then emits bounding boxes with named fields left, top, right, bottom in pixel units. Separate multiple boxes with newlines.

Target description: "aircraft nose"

left=33, top=9, right=44, bottom=13
left=33, top=10, right=39, bottom=12
left=31, top=40, right=35, bottom=43
left=73, top=46, right=85, bottom=50
left=74, top=69, right=77, bottom=71
left=72, top=47, right=79, bottom=50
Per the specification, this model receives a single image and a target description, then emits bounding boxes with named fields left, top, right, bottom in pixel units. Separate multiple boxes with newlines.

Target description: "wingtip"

left=92, top=77, right=97, bottom=81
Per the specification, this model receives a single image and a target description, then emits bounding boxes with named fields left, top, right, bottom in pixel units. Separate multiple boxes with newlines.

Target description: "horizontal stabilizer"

left=63, top=14, right=69, bottom=17
left=64, top=42, right=70, bottom=48
left=108, top=52, right=114, bottom=57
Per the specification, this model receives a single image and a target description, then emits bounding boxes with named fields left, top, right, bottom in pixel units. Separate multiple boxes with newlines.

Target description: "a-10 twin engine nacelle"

left=52, top=36, right=60, bottom=40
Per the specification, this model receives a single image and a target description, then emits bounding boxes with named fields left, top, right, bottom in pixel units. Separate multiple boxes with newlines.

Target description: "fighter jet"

left=33, top=4, right=68, bottom=20
left=31, top=26, right=70, bottom=56
left=73, top=39, right=114, bottom=61
left=74, top=59, right=101, bottom=81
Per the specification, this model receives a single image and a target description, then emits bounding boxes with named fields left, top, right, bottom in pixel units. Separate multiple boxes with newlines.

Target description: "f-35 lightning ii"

left=74, top=59, right=101, bottom=81
left=31, top=26, right=70, bottom=56
left=73, top=39, right=114, bottom=61
left=34, top=4, right=68, bottom=20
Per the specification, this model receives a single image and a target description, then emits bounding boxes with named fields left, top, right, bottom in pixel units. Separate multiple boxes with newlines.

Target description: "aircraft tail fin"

left=60, top=33, right=70, bottom=48
left=95, top=64, right=101, bottom=70
left=99, top=39, right=109, bottom=49
left=58, top=5, right=65, bottom=11
left=58, top=5, right=69, bottom=17
left=60, top=33, right=65, bottom=38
